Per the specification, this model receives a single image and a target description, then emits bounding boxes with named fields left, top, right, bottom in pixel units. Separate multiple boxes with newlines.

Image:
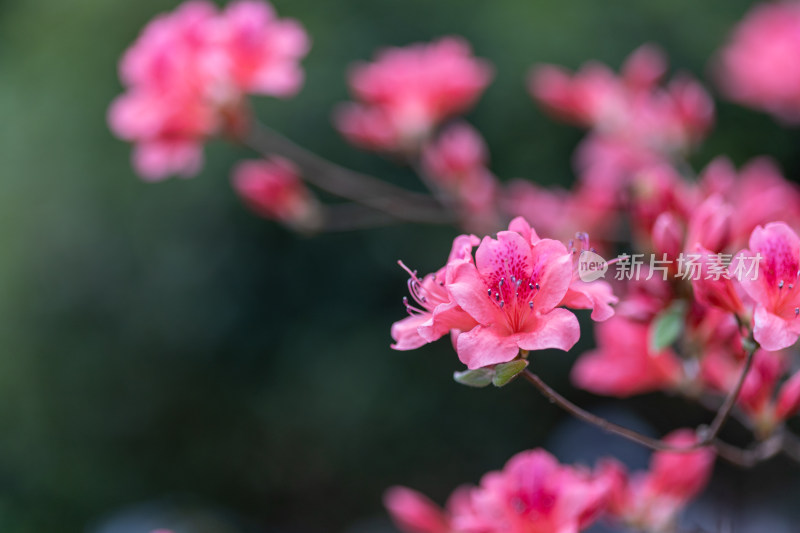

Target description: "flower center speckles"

left=486, top=273, right=541, bottom=331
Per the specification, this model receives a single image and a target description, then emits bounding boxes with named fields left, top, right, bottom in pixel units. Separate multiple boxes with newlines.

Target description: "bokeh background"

left=3, top=0, right=800, bottom=531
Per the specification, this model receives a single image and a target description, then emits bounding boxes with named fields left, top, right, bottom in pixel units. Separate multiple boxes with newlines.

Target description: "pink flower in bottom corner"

left=231, top=157, right=320, bottom=230
left=446, top=219, right=580, bottom=369
left=452, top=449, right=611, bottom=533
left=734, top=222, right=800, bottom=351
left=385, top=485, right=472, bottom=533
left=571, top=316, right=683, bottom=397
left=601, top=429, right=715, bottom=533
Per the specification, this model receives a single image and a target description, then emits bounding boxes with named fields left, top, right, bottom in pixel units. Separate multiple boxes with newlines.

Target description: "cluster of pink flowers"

left=717, top=1, right=800, bottom=122
left=386, top=432, right=714, bottom=533
left=506, top=46, right=715, bottom=249
left=109, top=0, right=310, bottom=180
left=113, top=2, right=800, bottom=531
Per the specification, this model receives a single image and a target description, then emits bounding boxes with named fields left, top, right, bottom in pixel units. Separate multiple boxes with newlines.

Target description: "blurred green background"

left=3, top=0, right=800, bottom=531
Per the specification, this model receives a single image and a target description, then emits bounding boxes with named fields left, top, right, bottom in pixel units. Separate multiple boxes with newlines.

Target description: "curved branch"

left=242, top=121, right=456, bottom=225
left=699, top=340, right=757, bottom=443
left=521, top=369, right=679, bottom=451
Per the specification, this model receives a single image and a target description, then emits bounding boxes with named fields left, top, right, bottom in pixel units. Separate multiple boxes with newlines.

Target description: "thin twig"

left=710, top=435, right=783, bottom=468
left=700, top=341, right=757, bottom=443
left=318, top=203, right=403, bottom=232
left=242, top=121, right=456, bottom=225
left=521, top=369, right=679, bottom=451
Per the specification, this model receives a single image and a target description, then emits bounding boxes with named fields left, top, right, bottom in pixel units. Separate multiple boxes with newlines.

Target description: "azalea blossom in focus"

left=231, top=157, right=320, bottom=230
left=717, top=1, right=800, bottom=121
left=735, top=222, right=800, bottom=351
left=335, top=37, right=493, bottom=153
left=393, top=217, right=618, bottom=369
left=109, top=0, right=310, bottom=180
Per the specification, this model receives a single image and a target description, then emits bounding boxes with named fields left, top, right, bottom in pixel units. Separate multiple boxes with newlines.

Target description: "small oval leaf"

left=492, top=360, right=529, bottom=387
left=454, top=368, right=494, bottom=388
left=649, top=301, right=686, bottom=352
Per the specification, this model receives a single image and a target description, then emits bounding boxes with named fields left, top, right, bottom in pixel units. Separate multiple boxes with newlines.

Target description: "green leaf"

left=649, top=301, right=686, bottom=352
left=453, top=368, right=494, bottom=388
left=492, top=360, right=529, bottom=387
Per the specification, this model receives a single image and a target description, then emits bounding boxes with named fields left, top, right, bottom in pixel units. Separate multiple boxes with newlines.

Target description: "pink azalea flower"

left=776, top=370, right=800, bottom=420
left=702, top=347, right=785, bottom=418
left=717, top=1, right=800, bottom=122
left=530, top=45, right=713, bottom=155
left=391, top=235, right=481, bottom=351
left=699, top=157, right=800, bottom=248
left=601, top=430, right=715, bottom=533
left=109, top=0, right=310, bottom=180
left=422, top=122, right=488, bottom=181
left=501, top=180, right=618, bottom=255
left=690, top=245, right=743, bottom=315
left=335, top=37, right=493, bottom=152
left=384, top=486, right=452, bottom=533
left=452, top=449, right=611, bottom=533
left=447, top=219, right=580, bottom=369
left=214, top=0, right=310, bottom=97
left=571, top=316, right=683, bottom=397
left=735, top=222, right=800, bottom=351
left=421, top=123, right=500, bottom=233
left=231, top=157, right=320, bottom=229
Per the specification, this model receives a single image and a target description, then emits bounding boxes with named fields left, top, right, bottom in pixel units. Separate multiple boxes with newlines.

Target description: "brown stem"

left=318, top=203, right=403, bottom=232
left=521, top=369, right=679, bottom=451
left=711, top=433, right=787, bottom=468
left=242, top=121, right=456, bottom=225
left=699, top=339, right=757, bottom=443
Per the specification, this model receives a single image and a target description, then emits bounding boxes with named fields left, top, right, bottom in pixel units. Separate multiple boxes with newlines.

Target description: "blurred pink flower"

left=214, top=0, right=310, bottom=97
left=453, top=449, right=610, bottom=533
left=530, top=45, right=713, bottom=156
left=109, top=0, right=309, bottom=180
left=231, top=157, right=319, bottom=229
left=384, top=486, right=453, bottom=533
left=501, top=180, right=618, bottom=254
left=690, top=245, right=743, bottom=315
left=698, top=157, right=800, bottom=248
left=601, top=430, right=715, bottom=533
left=422, top=123, right=499, bottom=233
left=422, top=122, right=488, bottom=180
left=735, top=222, right=800, bottom=351
left=717, top=1, right=800, bottom=121
left=776, top=370, right=800, bottom=420
left=701, top=347, right=796, bottom=434
left=571, top=316, right=683, bottom=397
left=335, top=37, right=493, bottom=152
